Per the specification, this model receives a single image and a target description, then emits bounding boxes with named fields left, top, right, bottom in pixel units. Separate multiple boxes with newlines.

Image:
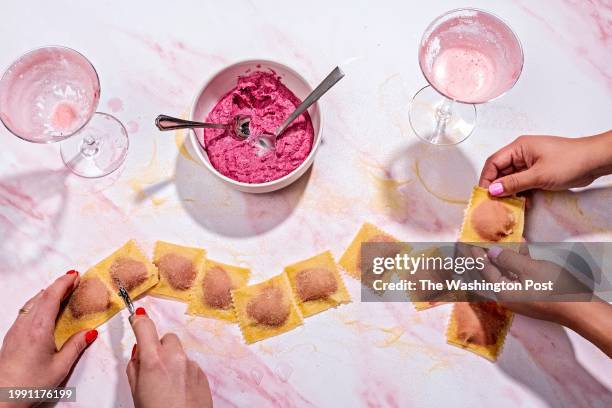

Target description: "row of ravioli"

left=55, top=239, right=355, bottom=348
left=55, top=185, right=524, bottom=360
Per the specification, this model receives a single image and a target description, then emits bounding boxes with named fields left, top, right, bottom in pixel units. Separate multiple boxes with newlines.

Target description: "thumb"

left=487, top=246, right=535, bottom=280
left=55, top=329, right=98, bottom=373
left=489, top=168, right=541, bottom=196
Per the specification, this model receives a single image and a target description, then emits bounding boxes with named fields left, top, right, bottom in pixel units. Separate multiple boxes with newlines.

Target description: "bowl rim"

left=188, top=58, right=323, bottom=189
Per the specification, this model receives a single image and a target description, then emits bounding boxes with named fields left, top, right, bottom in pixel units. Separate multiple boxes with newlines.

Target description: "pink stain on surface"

left=505, top=317, right=612, bottom=407
left=126, top=120, right=139, bottom=134
left=161, top=313, right=314, bottom=407
left=516, top=0, right=612, bottom=93
left=0, top=181, right=45, bottom=220
left=107, top=97, right=124, bottom=113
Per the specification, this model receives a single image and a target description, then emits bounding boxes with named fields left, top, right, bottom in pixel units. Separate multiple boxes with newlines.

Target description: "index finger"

left=130, top=314, right=160, bottom=354
left=470, top=246, right=503, bottom=283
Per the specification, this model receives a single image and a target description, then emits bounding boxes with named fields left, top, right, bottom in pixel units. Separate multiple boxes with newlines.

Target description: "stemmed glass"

left=409, top=8, right=524, bottom=145
left=0, top=46, right=129, bottom=177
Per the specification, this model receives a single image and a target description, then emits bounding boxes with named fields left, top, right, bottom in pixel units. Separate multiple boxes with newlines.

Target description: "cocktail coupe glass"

left=0, top=46, right=129, bottom=177
left=409, top=8, right=524, bottom=145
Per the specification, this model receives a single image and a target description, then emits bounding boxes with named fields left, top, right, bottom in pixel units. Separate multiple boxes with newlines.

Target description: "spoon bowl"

left=155, top=113, right=251, bottom=141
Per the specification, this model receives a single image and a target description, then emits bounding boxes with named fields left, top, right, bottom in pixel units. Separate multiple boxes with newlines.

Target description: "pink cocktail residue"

left=419, top=9, right=523, bottom=104
left=51, top=101, right=78, bottom=130
left=431, top=47, right=496, bottom=102
left=203, top=71, right=314, bottom=184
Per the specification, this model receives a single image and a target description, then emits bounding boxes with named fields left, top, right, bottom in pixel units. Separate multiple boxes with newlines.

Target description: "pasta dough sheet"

left=459, top=186, right=525, bottom=246
left=232, top=273, right=303, bottom=344
left=95, top=240, right=159, bottom=299
left=150, top=241, right=206, bottom=302
left=446, top=301, right=513, bottom=361
left=285, top=251, right=351, bottom=317
left=412, top=301, right=448, bottom=311
left=338, top=222, right=411, bottom=283
left=402, top=246, right=460, bottom=307
left=187, top=259, right=250, bottom=322
left=54, top=240, right=159, bottom=349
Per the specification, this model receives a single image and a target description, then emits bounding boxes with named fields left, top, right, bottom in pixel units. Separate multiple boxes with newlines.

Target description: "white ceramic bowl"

left=189, top=59, right=322, bottom=193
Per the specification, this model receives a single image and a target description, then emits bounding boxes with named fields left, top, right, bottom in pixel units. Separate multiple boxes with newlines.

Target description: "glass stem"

left=80, top=135, right=100, bottom=157
left=432, top=98, right=454, bottom=143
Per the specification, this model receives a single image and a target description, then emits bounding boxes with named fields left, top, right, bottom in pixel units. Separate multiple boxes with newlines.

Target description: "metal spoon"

left=254, top=66, right=345, bottom=151
left=155, top=114, right=251, bottom=140
left=155, top=66, right=345, bottom=149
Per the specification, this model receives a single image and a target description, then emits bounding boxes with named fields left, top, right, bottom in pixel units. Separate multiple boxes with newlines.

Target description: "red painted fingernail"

left=131, top=344, right=137, bottom=359
left=85, top=329, right=98, bottom=344
left=489, top=182, right=504, bottom=196
left=66, top=270, right=79, bottom=275
left=135, top=307, right=146, bottom=316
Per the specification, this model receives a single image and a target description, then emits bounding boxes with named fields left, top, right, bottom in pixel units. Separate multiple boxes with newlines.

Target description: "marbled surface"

left=1, top=0, right=611, bottom=407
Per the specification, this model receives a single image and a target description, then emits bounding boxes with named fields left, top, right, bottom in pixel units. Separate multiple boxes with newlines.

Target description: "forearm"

left=556, top=301, right=612, bottom=358
left=581, top=130, right=612, bottom=179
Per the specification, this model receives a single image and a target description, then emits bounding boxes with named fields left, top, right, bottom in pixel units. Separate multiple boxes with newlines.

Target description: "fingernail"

left=85, top=329, right=98, bottom=344
left=131, top=344, right=137, bottom=359
left=66, top=270, right=79, bottom=275
left=488, top=246, right=503, bottom=259
left=135, top=307, right=146, bottom=316
left=489, top=182, right=504, bottom=196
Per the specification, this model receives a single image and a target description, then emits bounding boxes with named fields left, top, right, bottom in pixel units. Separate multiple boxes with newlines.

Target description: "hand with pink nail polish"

left=469, top=245, right=612, bottom=357
left=479, top=130, right=612, bottom=197
left=0, top=271, right=98, bottom=401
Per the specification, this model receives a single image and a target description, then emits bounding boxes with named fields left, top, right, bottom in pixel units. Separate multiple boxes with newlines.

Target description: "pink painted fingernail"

left=135, top=307, right=146, bottom=316
left=66, top=270, right=79, bottom=275
left=487, top=246, right=503, bottom=259
left=489, top=182, right=504, bottom=196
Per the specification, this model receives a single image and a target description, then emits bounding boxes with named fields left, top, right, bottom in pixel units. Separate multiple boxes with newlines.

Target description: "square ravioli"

left=94, top=240, right=159, bottom=299
left=459, top=186, right=525, bottom=244
left=338, top=222, right=411, bottom=280
left=446, top=301, right=513, bottom=361
left=232, top=274, right=303, bottom=344
left=150, top=241, right=206, bottom=302
left=187, top=259, right=250, bottom=322
left=284, top=251, right=351, bottom=317
left=55, top=269, right=124, bottom=349
left=402, top=247, right=460, bottom=306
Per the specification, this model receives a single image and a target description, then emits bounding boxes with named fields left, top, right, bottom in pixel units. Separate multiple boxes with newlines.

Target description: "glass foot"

left=409, top=85, right=476, bottom=145
left=60, top=112, right=129, bottom=178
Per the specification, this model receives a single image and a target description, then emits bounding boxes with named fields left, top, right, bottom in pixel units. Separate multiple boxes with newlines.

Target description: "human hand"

left=479, top=132, right=612, bottom=197
left=468, top=245, right=590, bottom=322
left=127, top=308, right=212, bottom=408
left=469, top=245, right=612, bottom=357
left=0, top=271, right=98, bottom=407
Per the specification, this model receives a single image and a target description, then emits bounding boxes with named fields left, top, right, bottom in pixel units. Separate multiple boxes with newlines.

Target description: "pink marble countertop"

left=0, top=0, right=611, bottom=407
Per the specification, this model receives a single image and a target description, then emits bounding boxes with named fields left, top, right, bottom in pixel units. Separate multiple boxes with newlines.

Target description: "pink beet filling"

left=203, top=71, right=314, bottom=184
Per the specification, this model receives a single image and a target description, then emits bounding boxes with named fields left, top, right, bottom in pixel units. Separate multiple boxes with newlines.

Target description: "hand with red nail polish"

left=479, top=131, right=612, bottom=197
left=127, top=312, right=212, bottom=408
left=0, top=271, right=98, bottom=392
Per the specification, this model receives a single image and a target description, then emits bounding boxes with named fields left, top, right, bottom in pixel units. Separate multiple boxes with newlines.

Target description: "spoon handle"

left=155, top=114, right=229, bottom=131
left=275, top=66, right=345, bottom=136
